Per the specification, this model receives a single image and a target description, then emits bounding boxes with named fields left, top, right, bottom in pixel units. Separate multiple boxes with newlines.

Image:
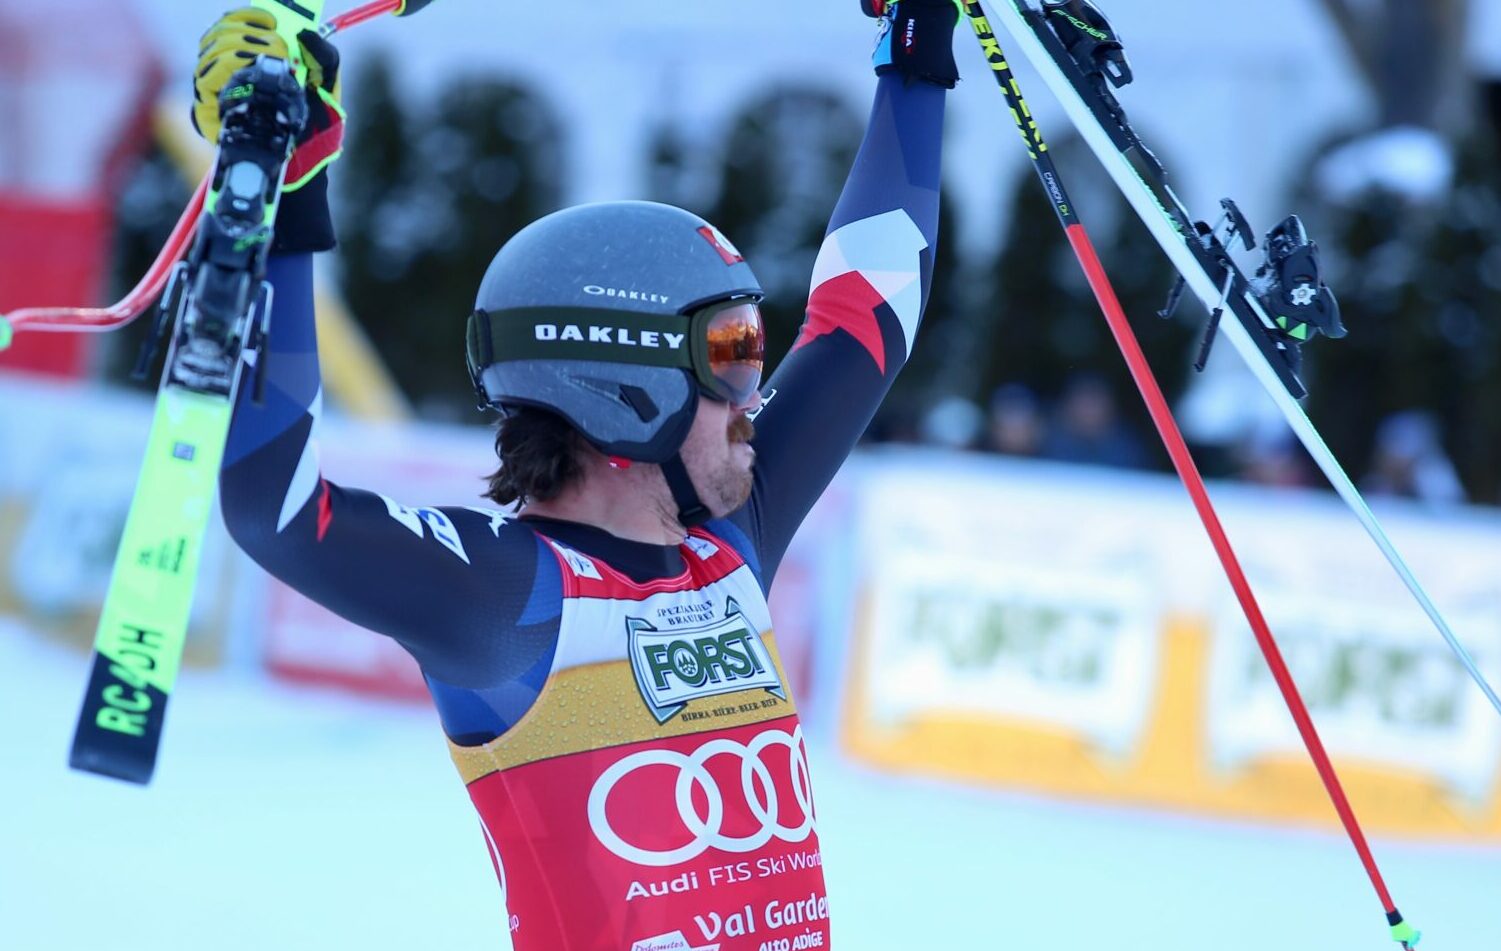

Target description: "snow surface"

left=3, top=622, right=1498, bottom=950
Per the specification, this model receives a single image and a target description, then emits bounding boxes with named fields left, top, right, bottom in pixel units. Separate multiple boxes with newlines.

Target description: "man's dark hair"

left=483, top=406, right=588, bottom=506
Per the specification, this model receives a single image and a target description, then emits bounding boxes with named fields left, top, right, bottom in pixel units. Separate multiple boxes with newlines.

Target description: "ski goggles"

left=466, top=296, right=765, bottom=407
left=693, top=298, right=765, bottom=406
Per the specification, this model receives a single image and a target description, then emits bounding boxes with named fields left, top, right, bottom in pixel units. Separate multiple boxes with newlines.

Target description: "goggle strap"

left=478, top=306, right=697, bottom=370
left=467, top=309, right=497, bottom=408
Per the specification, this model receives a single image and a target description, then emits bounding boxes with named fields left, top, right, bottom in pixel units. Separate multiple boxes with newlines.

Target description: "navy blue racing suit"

left=220, top=76, right=945, bottom=950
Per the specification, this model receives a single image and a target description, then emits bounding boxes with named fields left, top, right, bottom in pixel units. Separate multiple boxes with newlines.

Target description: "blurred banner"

left=839, top=449, right=1501, bottom=840
left=8, top=373, right=1500, bottom=839
left=0, top=375, right=237, bottom=662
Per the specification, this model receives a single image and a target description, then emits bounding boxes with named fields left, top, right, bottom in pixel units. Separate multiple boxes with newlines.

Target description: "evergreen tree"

left=101, top=142, right=193, bottom=391
left=976, top=133, right=1188, bottom=466
left=706, top=87, right=865, bottom=377
left=1291, top=92, right=1501, bottom=503
left=1302, top=1, right=1498, bottom=502
left=694, top=84, right=967, bottom=425
left=336, top=53, right=565, bottom=418
left=645, top=113, right=707, bottom=213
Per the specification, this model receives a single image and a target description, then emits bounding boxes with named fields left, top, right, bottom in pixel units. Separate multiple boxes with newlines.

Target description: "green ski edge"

left=69, top=388, right=233, bottom=784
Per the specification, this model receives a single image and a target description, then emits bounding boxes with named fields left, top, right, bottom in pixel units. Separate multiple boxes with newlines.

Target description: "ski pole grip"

left=394, top=0, right=436, bottom=15
left=250, top=0, right=330, bottom=85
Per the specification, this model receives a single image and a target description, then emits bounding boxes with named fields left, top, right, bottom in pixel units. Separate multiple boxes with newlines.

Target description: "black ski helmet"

left=467, top=201, right=763, bottom=461
left=465, top=201, right=764, bottom=525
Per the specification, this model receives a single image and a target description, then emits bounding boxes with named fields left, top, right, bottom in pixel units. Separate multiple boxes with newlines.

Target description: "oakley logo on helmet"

left=583, top=285, right=672, bottom=304
left=627, top=598, right=784, bottom=724
left=588, top=726, right=815, bottom=867
left=534, top=324, right=687, bottom=350
left=697, top=225, right=744, bottom=265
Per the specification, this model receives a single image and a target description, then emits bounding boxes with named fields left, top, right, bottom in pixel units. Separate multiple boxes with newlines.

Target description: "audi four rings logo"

left=587, top=726, right=816, bottom=867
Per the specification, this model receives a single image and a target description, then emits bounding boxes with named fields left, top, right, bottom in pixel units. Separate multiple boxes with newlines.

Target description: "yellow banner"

left=839, top=453, right=1501, bottom=840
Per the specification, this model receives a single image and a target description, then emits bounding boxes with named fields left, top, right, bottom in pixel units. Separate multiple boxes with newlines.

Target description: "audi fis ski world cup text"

left=623, top=850, right=824, bottom=902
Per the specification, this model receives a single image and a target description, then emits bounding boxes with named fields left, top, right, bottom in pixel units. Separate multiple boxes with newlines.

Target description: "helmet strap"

left=660, top=454, right=712, bottom=528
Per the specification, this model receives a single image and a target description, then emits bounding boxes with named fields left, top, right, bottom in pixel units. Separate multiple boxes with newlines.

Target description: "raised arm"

left=203, top=10, right=556, bottom=687
left=730, top=0, right=959, bottom=580
left=221, top=254, right=558, bottom=687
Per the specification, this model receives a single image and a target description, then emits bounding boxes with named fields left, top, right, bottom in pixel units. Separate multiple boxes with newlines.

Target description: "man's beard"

left=709, top=415, right=756, bottom=514
left=728, top=415, right=755, bottom=444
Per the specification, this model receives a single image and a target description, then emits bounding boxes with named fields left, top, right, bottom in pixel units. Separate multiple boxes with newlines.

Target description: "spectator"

left=984, top=383, right=1044, bottom=457
left=919, top=394, right=985, bottom=451
left=1362, top=410, right=1466, bottom=505
left=1234, top=426, right=1313, bottom=488
left=1042, top=373, right=1148, bottom=469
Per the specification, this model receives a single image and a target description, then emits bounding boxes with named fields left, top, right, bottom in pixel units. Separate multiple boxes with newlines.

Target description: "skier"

left=208, top=1, right=961, bottom=947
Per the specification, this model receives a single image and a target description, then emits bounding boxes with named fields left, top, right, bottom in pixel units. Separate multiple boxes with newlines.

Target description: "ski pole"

left=0, top=0, right=406, bottom=346
left=1001, top=0, right=1499, bottom=723
left=961, top=3, right=1420, bottom=947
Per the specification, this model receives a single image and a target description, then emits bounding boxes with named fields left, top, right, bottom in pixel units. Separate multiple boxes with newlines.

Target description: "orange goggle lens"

left=701, top=300, right=764, bottom=405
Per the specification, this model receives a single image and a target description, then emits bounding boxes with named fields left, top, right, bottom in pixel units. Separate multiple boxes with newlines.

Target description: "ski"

left=963, top=4, right=1424, bottom=945
left=0, top=0, right=404, bottom=341
left=985, top=0, right=1501, bottom=722
left=68, top=1, right=322, bottom=784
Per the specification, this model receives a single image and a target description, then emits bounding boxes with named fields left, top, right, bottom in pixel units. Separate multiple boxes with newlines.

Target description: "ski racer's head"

left=466, top=201, right=766, bottom=528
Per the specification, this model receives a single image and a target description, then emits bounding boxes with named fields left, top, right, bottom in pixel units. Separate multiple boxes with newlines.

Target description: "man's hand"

left=191, top=8, right=286, bottom=142
left=191, top=7, right=345, bottom=192
left=864, top=0, right=965, bottom=88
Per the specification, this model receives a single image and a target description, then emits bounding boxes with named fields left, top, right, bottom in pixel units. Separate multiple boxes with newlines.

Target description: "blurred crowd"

left=866, top=375, right=1469, bottom=507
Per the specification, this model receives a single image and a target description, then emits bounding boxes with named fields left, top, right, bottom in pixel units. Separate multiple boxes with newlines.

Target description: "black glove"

left=274, top=29, right=342, bottom=253
left=864, top=0, right=965, bottom=88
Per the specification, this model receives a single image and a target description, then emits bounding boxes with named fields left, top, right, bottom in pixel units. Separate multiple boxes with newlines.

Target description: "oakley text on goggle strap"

left=468, top=300, right=764, bottom=405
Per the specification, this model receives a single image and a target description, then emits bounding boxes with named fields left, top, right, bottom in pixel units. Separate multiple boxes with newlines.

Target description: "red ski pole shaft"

left=961, top=3, right=1417, bottom=945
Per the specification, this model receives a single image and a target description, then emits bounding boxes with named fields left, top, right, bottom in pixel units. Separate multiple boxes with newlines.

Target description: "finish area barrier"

left=836, top=449, right=1501, bottom=840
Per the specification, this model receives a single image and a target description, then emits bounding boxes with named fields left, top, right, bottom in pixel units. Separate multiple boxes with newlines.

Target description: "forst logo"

left=627, top=598, right=784, bottom=723
left=643, top=629, right=762, bottom=689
